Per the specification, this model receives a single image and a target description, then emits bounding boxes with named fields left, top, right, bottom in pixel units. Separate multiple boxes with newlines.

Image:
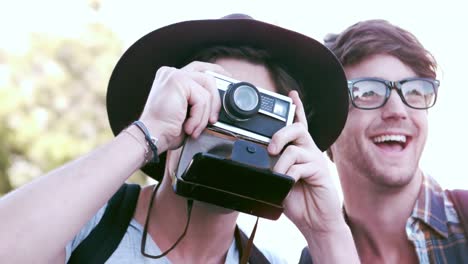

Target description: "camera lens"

left=234, top=86, right=258, bottom=111
left=224, top=82, right=261, bottom=121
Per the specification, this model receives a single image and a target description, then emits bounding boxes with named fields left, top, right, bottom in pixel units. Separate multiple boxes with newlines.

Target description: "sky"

left=2, top=0, right=468, bottom=262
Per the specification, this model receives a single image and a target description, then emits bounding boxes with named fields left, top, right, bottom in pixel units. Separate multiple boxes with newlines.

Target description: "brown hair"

left=189, top=46, right=304, bottom=98
left=325, top=20, right=438, bottom=160
left=325, top=19, right=437, bottom=78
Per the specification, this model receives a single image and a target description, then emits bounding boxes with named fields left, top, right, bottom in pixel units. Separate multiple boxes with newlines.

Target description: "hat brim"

left=106, top=18, right=348, bottom=181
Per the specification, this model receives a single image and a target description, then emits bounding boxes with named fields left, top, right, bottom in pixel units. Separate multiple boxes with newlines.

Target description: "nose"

left=381, top=90, right=408, bottom=120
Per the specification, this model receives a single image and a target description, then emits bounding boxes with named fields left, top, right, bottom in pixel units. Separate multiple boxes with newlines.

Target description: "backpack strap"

left=447, top=189, right=468, bottom=238
left=68, top=183, right=141, bottom=264
left=298, top=247, right=313, bottom=264
left=235, top=225, right=270, bottom=264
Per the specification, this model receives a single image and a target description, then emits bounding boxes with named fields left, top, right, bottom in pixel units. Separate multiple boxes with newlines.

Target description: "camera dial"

left=224, top=82, right=261, bottom=121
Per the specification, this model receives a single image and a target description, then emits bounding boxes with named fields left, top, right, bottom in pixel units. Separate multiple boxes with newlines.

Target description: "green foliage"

left=0, top=22, right=147, bottom=195
left=0, top=127, right=12, bottom=194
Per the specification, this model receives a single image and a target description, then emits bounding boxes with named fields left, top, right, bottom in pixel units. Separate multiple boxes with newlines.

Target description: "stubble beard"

left=361, top=155, right=419, bottom=190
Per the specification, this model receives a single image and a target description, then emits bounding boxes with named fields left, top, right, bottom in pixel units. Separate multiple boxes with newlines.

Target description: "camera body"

left=173, top=72, right=296, bottom=220
left=208, top=71, right=296, bottom=144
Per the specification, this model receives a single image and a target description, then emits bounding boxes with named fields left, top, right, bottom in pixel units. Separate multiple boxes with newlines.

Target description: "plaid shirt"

left=406, top=174, right=468, bottom=263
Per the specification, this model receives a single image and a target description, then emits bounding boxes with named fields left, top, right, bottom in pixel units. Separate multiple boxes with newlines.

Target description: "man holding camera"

left=300, top=20, right=468, bottom=263
left=0, top=14, right=359, bottom=263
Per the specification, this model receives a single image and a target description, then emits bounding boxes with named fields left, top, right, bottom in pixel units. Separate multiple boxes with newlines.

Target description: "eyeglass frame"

left=347, top=77, right=440, bottom=110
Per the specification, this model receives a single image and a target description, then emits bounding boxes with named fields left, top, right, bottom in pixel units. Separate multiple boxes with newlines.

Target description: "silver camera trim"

left=206, top=71, right=296, bottom=143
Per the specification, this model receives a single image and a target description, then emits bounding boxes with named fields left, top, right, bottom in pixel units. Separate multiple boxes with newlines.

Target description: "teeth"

left=373, top=135, right=407, bottom=143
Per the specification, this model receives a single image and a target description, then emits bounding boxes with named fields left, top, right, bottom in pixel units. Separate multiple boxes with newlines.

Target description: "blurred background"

left=1, top=0, right=467, bottom=262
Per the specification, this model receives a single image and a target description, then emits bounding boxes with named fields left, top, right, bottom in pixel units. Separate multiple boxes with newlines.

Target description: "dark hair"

left=324, top=20, right=438, bottom=161
left=189, top=46, right=304, bottom=98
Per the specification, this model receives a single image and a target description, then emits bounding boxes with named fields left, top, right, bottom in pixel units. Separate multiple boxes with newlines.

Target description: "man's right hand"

left=139, top=61, right=231, bottom=154
left=0, top=61, right=233, bottom=263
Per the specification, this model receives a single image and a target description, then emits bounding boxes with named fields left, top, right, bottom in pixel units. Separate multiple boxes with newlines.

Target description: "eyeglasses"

left=347, top=77, right=440, bottom=110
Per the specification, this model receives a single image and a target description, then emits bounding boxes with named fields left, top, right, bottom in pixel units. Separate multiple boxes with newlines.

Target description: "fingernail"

left=210, top=114, right=218, bottom=124
left=268, top=143, right=276, bottom=153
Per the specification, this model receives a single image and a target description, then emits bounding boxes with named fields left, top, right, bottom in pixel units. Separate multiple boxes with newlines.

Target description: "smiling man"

left=322, top=20, right=468, bottom=263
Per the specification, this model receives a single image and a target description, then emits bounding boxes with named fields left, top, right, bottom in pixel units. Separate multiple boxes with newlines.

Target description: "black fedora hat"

left=106, top=14, right=348, bottom=181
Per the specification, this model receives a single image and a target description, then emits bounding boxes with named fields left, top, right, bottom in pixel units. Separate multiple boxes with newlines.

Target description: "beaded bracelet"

left=132, top=120, right=160, bottom=164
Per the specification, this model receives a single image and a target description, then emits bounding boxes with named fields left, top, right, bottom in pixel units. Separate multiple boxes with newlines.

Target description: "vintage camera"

left=172, top=72, right=296, bottom=220
left=208, top=71, right=296, bottom=143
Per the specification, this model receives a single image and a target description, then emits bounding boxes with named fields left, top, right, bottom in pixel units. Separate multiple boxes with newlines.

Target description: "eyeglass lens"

left=350, top=79, right=436, bottom=109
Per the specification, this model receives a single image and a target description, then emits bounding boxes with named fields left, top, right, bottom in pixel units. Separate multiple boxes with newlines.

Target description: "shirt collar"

left=410, top=174, right=449, bottom=238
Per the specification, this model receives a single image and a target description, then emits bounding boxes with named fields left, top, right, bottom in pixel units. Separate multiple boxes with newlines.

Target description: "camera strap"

left=140, top=181, right=194, bottom=259
left=236, top=217, right=269, bottom=264
left=141, top=181, right=269, bottom=263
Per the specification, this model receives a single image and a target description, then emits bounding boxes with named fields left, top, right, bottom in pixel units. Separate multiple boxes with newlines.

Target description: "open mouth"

left=372, top=135, right=409, bottom=151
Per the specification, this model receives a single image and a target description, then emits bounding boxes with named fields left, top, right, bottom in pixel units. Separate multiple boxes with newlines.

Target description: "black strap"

left=447, top=189, right=468, bottom=238
left=298, top=247, right=313, bottom=264
left=68, top=183, right=141, bottom=264
left=235, top=223, right=270, bottom=264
